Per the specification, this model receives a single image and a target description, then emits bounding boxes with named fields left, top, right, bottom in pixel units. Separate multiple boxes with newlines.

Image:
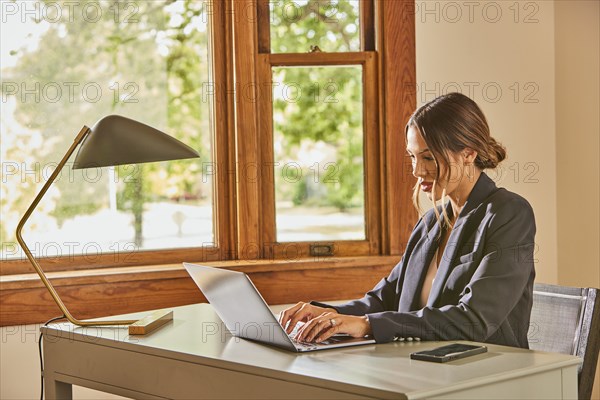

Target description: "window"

left=253, top=0, right=381, bottom=259
left=1, top=0, right=230, bottom=273
left=271, top=64, right=366, bottom=242
left=0, top=0, right=416, bottom=326
left=258, top=54, right=381, bottom=259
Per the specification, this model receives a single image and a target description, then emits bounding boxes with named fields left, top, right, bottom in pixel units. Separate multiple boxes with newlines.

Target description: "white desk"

left=41, top=304, right=580, bottom=399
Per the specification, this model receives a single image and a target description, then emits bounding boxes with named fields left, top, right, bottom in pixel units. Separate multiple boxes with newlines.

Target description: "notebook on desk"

left=183, top=262, right=376, bottom=352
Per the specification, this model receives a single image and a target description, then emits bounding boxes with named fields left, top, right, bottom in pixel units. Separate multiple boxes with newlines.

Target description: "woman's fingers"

left=296, top=313, right=335, bottom=342
left=314, top=320, right=339, bottom=343
left=284, top=304, right=316, bottom=334
left=278, top=302, right=304, bottom=331
left=279, top=303, right=336, bottom=335
left=297, top=315, right=372, bottom=342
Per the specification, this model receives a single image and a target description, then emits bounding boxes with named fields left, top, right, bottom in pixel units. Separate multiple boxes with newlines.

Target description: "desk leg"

left=45, top=373, right=72, bottom=400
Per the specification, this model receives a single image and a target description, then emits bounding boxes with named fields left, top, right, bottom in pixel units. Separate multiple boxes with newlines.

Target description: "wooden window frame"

left=0, top=0, right=416, bottom=326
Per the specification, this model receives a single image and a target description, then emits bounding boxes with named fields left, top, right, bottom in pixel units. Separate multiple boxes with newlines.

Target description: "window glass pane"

left=1, top=0, right=214, bottom=260
left=270, top=0, right=361, bottom=53
left=272, top=66, right=365, bottom=241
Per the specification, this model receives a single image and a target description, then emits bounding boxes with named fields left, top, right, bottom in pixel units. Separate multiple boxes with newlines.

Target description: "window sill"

left=0, top=255, right=399, bottom=326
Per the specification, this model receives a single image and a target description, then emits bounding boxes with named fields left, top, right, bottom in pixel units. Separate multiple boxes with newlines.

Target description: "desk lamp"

left=16, top=115, right=199, bottom=334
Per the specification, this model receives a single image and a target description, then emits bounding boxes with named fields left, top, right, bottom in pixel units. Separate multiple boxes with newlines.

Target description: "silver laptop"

left=183, top=263, right=376, bottom=352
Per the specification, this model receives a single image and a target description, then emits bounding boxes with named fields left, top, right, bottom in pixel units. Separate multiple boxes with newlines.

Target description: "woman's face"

left=406, top=125, right=466, bottom=202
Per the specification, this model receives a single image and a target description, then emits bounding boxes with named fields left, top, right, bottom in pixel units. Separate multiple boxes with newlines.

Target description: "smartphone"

left=410, top=343, right=487, bottom=363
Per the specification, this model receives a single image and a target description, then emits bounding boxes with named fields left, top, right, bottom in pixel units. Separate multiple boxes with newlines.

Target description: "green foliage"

left=292, top=179, right=308, bottom=206
left=324, top=129, right=364, bottom=211
left=116, top=164, right=150, bottom=246
left=270, top=0, right=365, bottom=212
left=271, top=0, right=360, bottom=53
left=273, top=67, right=365, bottom=210
left=2, top=0, right=210, bottom=246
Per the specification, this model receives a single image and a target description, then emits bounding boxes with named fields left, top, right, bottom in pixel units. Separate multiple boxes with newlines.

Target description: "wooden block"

left=128, top=310, right=173, bottom=335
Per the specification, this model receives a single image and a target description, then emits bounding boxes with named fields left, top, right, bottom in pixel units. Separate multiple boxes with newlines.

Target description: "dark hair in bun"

left=406, top=92, right=506, bottom=172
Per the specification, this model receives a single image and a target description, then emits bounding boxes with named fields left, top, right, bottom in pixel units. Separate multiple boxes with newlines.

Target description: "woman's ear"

left=462, top=148, right=478, bottom=164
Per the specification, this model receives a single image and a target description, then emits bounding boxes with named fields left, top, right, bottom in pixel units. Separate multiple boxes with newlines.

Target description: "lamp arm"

left=15, top=126, right=136, bottom=327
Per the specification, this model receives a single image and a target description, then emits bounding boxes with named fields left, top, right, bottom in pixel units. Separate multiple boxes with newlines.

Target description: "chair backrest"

left=528, top=283, right=600, bottom=400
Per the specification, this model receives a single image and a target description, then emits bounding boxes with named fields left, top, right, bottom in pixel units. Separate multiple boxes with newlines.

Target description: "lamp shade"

left=73, top=115, right=199, bottom=169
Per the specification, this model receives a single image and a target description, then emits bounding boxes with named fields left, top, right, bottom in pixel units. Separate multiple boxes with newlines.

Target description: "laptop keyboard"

left=289, top=327, right=320, bottom=347
left=289, top=327, right=346, bottom=348
left=285, top=323, right=374, bottom=351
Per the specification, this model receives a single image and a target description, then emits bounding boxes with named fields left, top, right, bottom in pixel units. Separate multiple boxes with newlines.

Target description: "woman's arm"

left=309, top=216, right=429, bottom=316
left=310, top=266, right=403, bottom=315
left=279, top=264, right=405, bottom=336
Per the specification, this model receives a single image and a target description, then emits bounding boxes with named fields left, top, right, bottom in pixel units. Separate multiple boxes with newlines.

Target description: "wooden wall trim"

left=232, top=0, right=263, bottom=257
left=0, top=256, right=400, bottom=326
left=256, top=0, right=271, bottom=53
left=361, top=0, right=376, bottom=51
left=212, top=0, right=238, bottom=258
left=377, top=0, right=417, bottom=255
left=1, top=247, right=221, bottom=276
left=267, top=52, right=373, bottom=65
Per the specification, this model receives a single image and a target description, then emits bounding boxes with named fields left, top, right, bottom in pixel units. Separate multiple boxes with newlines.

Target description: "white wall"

left=415, top=1, right=599, bottom=398
left=554, top=2, right=600, bottom=399
left=415, top=0, right=558, bottom=284
left=555, top=1, right=600, bottom=289
left=0, top=326, right=125, bottom=399
left=414, top=0, right=600, bottom=291
left=1, top=325, right=41, bottom=400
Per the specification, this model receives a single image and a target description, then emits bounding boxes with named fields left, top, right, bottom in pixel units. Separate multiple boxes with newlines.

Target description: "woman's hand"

left=278, top=302, right=336, bottom=335
left=296, top=313, right=372, bottom=343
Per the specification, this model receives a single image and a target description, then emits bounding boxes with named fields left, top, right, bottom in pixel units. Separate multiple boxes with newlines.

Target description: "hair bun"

left=477, top=137, right=506, bottom=169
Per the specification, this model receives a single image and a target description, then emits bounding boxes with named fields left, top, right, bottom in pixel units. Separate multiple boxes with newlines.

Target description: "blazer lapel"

left=426, top=173, right=498, bottom=307
left=426, top=208, right=469, bottom=307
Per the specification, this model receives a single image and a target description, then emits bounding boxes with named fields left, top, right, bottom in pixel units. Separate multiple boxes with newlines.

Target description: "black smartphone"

left=410, top=343, right=487, bottom=363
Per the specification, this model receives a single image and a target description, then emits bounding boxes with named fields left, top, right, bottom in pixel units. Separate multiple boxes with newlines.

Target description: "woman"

left=279, top=92, right=536, bottom=348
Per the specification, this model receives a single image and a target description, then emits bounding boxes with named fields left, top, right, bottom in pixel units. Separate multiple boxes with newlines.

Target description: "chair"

left=528, top=283, right=600, bottom=399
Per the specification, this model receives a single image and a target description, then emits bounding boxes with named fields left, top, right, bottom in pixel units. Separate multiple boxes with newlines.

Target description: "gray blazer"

left=315, top=173, right=536, bottom=348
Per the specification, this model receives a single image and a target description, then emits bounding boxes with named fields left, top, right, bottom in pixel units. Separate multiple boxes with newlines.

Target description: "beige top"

left=419, top=224, right=452, bottom=308
left=419, top=251, right=438, bottom=308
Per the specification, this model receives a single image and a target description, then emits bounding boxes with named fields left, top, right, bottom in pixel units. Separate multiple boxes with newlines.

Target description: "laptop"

left=183, top=262, right=376, bottom=352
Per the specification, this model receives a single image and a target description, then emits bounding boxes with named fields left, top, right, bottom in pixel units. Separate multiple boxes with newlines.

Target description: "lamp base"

left=128, top=309, right=174, bottom=335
